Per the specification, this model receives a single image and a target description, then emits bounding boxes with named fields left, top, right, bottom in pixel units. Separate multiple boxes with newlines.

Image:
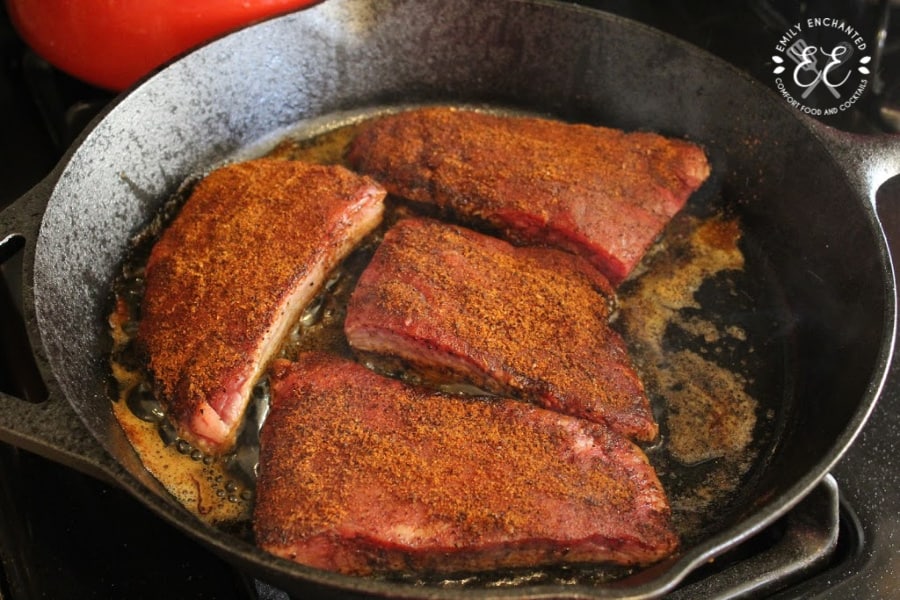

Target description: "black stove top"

left=1, top=1, right=898, bottom=598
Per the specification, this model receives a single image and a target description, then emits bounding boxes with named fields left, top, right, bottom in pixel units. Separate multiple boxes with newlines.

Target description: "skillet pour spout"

left=0, top=0, right=898, bottom=597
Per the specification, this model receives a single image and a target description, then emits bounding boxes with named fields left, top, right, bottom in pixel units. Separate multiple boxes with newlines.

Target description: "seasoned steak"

left=137, top=159, right=386, bottom=454
left=344, top=217, right=658, bottom=442
left=346, top=106, right=710, bottom=285
left=254, top=353, right=678, bottom=575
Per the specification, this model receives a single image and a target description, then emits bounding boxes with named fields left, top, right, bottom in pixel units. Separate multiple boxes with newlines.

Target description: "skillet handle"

left=0, top=175, right=123, bottom=487
left=0, top=175, right=56, bottom=404
left=0, top=174, right=53, bottom=263
left=0, top=390, right=124, bottom=488
left=1, top=174, right=56, bottom=406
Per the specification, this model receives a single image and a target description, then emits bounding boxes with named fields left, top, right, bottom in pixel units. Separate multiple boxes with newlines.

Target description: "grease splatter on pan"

left=107, top=108, right=791, bottom=586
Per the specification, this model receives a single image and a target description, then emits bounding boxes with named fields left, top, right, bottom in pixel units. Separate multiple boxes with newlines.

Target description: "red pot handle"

left=6, top=0, right=319, bottom=91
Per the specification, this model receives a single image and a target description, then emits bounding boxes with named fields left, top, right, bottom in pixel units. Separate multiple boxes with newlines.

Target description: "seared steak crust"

left=254, top=353, right=678, bottom=575
left=344, top=217, right=657, bottom=442
left=346, top=106, right=710, bottom=285
left=137, top=159, right=385, bottom=454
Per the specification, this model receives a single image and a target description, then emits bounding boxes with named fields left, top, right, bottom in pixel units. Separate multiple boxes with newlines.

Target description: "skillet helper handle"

left=808, top=123, right=900, bottom=206
left=667, top=475, right=840, bottom=600
left=0, top=177, right=123, bottom=488
left=811, top=124, right=900, bottom=317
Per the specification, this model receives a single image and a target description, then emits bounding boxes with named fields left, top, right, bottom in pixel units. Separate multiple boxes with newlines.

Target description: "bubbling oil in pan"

left=108, top=110, right=790, bottom=584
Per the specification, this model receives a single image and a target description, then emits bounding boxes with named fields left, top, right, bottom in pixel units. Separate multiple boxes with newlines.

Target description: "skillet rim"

left=8, top=0, right=896, bottom=597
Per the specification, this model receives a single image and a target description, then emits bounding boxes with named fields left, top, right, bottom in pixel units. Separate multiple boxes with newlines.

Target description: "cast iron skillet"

left=0, top=0, right=897, bottom=597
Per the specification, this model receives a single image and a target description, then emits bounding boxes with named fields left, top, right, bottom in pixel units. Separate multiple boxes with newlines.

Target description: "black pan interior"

left=23, top=0, right=893, bottom=597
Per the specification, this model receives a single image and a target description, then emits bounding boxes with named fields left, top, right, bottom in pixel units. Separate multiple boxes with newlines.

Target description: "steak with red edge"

left=137, top=159, right=386, bottom=454
left=254, top=353, right=678, bottom=576
left=344, top=217, right=658, bottom=442
left=346, top=106, right=710, bottom=285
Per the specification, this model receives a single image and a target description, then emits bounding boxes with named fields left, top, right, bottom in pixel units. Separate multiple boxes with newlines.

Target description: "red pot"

left=6, top=0, right=319, bottom=91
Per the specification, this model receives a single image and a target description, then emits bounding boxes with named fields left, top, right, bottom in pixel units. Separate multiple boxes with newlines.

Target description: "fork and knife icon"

left=785, top=39, right=853, bottom=99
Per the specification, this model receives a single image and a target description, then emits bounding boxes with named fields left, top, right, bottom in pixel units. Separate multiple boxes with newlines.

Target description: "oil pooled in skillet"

left=108, top=113, right=787, bottom=584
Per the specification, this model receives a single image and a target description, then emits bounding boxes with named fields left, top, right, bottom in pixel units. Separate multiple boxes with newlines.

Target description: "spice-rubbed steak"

left=255, top=353, right=678, bottom=575
left=346, top=106, right=710, bottom=285
left=344, top=217, right=658, bottom=442
left=137, top=159, right=386, bottom=454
